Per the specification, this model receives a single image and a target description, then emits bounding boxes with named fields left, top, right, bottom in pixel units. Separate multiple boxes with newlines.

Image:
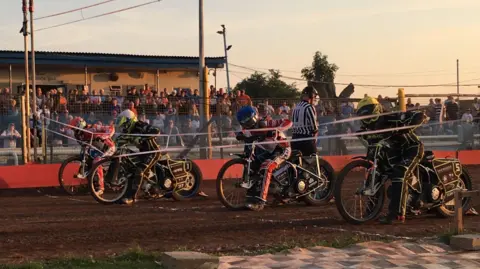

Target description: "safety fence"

left=0, top=92, right=479, bottom=165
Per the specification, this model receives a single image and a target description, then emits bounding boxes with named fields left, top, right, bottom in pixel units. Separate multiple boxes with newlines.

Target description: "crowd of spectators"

left=0, top=86, right=478, bottom=150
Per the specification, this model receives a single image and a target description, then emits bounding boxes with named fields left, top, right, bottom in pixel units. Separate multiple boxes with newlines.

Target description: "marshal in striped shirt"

left=292, top=100, right=318, bottom=136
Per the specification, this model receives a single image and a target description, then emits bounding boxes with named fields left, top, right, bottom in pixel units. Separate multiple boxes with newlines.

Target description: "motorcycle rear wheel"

left=334, top=159, right=385, bottom=225
left=87, top=157, right=129, bottom=205
left=171, top=160, right=203, bottom=201
left=435, top=166, right=473, bottom=217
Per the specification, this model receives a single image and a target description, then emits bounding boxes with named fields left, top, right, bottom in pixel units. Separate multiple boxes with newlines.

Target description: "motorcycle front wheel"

left=87, top=157, right=129, bottom=205
left=216, top=158, right=249, bottom=210
left=334, top=159, right=385, bottom=225
left=58, top=156, right=90, bottom=196
left=300, top=157, right=336, bottom=206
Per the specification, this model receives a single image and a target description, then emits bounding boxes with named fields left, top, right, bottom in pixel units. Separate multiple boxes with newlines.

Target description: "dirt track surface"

left=0, top=166, right=479, bottom=264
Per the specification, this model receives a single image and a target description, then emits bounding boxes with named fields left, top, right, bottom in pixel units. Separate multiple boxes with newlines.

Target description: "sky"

left=1, top=0, right=480, bottom=100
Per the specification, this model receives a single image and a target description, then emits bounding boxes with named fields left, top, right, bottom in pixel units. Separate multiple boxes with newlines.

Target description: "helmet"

left=116, top=109, right=138, bottom=133
left=356, top=96, right=382, bottom=125
left=69, top=117, right=87, bottom=130
left=301, top=86, right=318, bottom=99
left=236, top=105, right=257, bottom=129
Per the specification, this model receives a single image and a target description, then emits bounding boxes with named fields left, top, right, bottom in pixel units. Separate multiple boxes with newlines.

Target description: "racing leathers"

left=359, top=109, right=426, bottom=223
left=116, top=120, right=162, bottom=200
left=74, top=123, right=115, bottom=192
left=236, top=116, right=293, bottom=208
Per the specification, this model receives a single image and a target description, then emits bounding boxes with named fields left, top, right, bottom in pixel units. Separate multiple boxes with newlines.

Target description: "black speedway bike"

left=216, top=135, right=336, bottom=210
left=87, top=142, right=203, bottom=205
left=334, top=139, right=473, bottom=224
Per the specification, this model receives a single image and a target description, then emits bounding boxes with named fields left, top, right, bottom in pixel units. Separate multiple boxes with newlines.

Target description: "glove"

left=236, top=133, right=246, bottom=141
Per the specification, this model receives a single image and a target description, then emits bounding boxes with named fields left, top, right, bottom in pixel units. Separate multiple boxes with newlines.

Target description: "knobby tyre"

left=216, top=158, right=248, bottom=210
left=334, top=159, right=385, bottom=225
left=58, top=155, right=89, bottom=196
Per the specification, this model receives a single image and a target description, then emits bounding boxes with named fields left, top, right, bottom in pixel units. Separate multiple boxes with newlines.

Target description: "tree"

left=234, top=69, right=299, bottom=98
left=301, top=51, right=339, bottom=83
left=301, top=51, right=344, bottom=98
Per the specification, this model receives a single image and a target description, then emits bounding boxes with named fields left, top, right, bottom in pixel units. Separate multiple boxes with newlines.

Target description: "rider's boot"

left=245, top=184, right=265, bottom=211
left=378, top=213, right=405, bottom=225
left=379, top=181, right=406, bottom=224
left=117, top=169, right=143, bottom=205
left=246, top=197, right=265, bottom=211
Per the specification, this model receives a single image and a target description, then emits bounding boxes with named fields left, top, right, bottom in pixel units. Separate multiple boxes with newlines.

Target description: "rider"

left=115, top=109, right=162, bottom=205
left=70, top=117, right=116, bottom=194
left=356, top=96, right=426, bottom=224
left=235, top=105, right=293, bottom=211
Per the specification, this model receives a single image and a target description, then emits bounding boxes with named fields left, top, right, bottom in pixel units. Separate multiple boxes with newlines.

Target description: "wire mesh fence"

left=0, top=91, right=479, bottom=165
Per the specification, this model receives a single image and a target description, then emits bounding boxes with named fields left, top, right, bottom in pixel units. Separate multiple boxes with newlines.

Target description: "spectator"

left=461, top=108, right=473, bottom=123
left=445, top=96, right=459, bottom=121
left=139, top=113, right=150, bottom=124
left=163, top=119, right=183, bottom=147
left=1, top=123, right=21, bottom=148
left=264, top=99, right=275, bottom=115
left=110, top=98, right=121, bottom=115
left=406, top=98, right=415, bottom=109
left=236, top=89, right=251, bottom=107
left=152, top=112, right=165, bottom=130
left=279, top=101, right=291, bottom=115
left=128, top=101, right=138, bottom=116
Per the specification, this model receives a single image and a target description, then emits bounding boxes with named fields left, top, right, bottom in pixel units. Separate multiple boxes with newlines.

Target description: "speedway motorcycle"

left=334, top=140, right=473, bottom=224
left=216, top=135, right=335, bottom=210
left=87, top=143, right=203, bottom=204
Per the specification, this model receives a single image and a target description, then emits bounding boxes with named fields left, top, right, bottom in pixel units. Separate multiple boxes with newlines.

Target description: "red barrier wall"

left=0, top=150, right=478, bottom=189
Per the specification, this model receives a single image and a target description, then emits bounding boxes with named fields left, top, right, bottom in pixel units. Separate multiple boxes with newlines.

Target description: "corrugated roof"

left=0, top=50, right=224, bottom=60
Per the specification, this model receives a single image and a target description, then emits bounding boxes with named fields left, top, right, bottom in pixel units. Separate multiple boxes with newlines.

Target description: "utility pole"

left=214, top=68, right=217, bottom=90
left=30, top=0, right=38, bottom=162
left=198, top=0, right=211, bottom=159
left=22, top=0, right=31, bottom=164
left=456, top=59, right=460, bottom=96
left=217, top=25, right=231, bottom=92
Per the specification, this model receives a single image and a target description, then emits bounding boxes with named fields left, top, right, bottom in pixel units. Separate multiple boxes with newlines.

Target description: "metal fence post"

left=20, top=95, right=28, bottom=164
left=41, top=115, right=47, bottom=163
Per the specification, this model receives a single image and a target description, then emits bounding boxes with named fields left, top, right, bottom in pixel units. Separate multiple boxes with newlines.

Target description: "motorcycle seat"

left=291, top=150, right=303, bottom=158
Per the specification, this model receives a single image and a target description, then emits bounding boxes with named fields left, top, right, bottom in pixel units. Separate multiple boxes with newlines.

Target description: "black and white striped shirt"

left=292, top=101, right=318, bottom=136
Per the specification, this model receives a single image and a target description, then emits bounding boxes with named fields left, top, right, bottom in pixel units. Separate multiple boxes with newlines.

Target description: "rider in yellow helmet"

left=356, top=95, right=426, bottom=224
left=115, top=109, right=162, bottom=205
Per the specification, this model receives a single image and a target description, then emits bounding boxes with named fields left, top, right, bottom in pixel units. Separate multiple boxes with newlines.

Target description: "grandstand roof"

left=0, top=50, right=225, bottom=70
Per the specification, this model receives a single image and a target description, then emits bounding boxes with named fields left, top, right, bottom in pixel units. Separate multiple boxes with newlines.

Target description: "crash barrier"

left=0, top=150, right=479, bottom=190
left=454, top=190, right=480, bottom=234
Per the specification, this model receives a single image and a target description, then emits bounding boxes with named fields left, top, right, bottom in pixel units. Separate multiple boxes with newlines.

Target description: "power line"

left=229, top=64, right=480, bottom=88
left=230, top=62, right=480, bottom=77
left=36, top=0, right=162, bottom=32
left=35, top=0, right=117, bottom=21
